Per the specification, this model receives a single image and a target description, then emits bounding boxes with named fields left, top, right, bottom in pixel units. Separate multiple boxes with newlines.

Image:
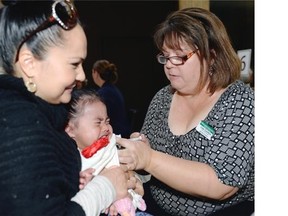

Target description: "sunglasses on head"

left=15, top=0, right=78, bottom=62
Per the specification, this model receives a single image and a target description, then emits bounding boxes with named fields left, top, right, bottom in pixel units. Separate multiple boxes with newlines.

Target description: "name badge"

left=196, top=121, right=215, bottom=140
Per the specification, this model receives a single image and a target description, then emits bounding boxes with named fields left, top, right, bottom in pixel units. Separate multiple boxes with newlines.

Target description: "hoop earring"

left=25, top=79, right=37, bottom=93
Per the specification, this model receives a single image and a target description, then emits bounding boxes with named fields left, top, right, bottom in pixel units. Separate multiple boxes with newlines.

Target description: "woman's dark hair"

left=92, top=59, right=118, bottom=84
left=154, top=7, right=241, bottom=94
left=0, top=0, right=78, bottom=75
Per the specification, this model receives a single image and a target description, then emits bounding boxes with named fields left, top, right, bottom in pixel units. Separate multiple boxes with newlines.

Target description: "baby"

left=65, top=89, right=146, bottom=216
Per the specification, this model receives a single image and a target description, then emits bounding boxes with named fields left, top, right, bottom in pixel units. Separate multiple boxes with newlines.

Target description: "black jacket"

left=0, top=75, right=85, bottom=216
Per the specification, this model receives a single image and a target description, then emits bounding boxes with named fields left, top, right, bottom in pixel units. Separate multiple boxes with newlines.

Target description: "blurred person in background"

left=92, top=59, right=131, bottom=138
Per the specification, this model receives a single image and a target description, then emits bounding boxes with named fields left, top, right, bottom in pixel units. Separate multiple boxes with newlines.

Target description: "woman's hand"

left=79, top=168, right=95, bottom=190
left=126, top=170, right=144, bottom=196
left=100, top=166, right=132, bottom=201
left=102, top=171, right=141, bottom=216
left=117, top=133, right=152, bottom=172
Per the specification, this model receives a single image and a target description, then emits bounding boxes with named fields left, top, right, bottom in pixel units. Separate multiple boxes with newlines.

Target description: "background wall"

left=75, top=0, right=254, bottom=132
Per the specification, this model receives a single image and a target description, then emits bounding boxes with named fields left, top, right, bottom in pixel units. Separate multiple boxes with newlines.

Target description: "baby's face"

left=69, top=101, right=113, bottom=150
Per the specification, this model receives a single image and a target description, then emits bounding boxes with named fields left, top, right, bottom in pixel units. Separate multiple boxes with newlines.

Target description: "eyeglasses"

left=156, top=49, right=198, bottom=66
left=15, top=0, right=78, bottom=62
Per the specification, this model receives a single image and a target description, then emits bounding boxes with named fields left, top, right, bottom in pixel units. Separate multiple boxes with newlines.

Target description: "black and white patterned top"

left=141, top=80, right=254, bottom=215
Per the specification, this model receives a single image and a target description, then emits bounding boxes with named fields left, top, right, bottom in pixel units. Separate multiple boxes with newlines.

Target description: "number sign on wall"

left=237, top=49, right=252, bottom=81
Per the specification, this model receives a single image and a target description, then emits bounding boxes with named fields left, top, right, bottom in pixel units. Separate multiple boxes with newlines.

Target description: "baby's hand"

left=128, top=171, right=144, bottom=196
left=104, top=204, right=118, bottom=216
left=79, top=168, right=95, bottom=190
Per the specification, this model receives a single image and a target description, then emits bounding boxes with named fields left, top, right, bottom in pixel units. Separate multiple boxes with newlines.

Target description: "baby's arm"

left=79, top=167, right=95, bottom=190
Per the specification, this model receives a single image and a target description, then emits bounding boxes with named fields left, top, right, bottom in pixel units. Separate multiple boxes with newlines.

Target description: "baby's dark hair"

left=67, top=89, right=105, bottom=122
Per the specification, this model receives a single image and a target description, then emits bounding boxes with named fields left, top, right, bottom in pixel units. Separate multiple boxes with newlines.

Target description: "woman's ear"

left=17, top=48, right=36, bottom=78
